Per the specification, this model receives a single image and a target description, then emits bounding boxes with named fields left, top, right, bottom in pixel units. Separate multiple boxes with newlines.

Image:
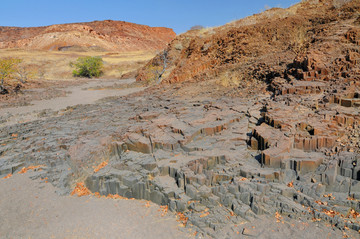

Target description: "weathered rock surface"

left=1, top=77, right=359, bottom=237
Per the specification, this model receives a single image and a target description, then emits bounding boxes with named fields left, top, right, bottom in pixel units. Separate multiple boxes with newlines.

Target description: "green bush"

left=70, top=56, right=103, bottom=78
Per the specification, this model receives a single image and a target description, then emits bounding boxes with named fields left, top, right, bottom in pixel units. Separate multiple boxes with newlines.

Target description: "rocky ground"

left=0, top=76, right=359, bottom=238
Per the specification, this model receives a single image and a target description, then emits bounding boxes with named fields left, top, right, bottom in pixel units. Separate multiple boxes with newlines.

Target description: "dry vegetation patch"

left=0, top=49, right=156, bottom=80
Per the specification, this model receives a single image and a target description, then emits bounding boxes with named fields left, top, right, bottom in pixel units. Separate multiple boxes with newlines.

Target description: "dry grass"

left=225, top=3, right=299, bottom=29
left=216, top=71, right=242, bottom=87
left=0, top=49, right=156, bottom=80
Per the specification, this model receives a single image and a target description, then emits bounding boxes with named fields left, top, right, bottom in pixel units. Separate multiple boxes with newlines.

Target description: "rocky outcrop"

left=136, top=0, right=360, bottom=84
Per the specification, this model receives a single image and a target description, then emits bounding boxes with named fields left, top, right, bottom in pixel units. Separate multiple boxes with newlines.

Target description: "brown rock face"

left=0, top=20, right=176, bottom=51
left=137, top=0, right=360, bottom=84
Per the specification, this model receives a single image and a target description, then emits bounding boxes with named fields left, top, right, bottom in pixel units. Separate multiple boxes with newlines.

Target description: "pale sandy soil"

left=0, top=172, right=194, bottom=239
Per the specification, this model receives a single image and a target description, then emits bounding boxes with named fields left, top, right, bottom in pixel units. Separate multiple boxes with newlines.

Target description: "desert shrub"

left=70, top=56, right=103, bottom=78
left=289, top=25, right=310, bottom=54
left=143, top=64, right=162, bottom=83
left=0, top=57, right=22, bottom=87
left=216, top=71, right=241, bottom=87
left=16, top=64, right=38, bottom=83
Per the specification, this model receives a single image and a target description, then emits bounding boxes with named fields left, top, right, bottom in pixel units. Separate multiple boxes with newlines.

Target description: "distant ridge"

left=0, top=20, right=176, bottom=52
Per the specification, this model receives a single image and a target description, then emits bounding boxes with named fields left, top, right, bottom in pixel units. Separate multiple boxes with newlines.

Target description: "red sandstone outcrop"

left=0, top=20, right=176, bottom=52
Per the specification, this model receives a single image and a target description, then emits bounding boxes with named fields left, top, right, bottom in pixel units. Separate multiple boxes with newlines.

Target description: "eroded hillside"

left=0, top=20, right=176, bottom=52
left=137, top=0, right=359, bottom=85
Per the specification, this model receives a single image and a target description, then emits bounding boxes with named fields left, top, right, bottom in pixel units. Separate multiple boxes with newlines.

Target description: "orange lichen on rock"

left=18, top=165, right=45, bottom=174
left=94, top=192, right=102, bottom=198
left=199, top=212, right=210, bottom=218
left=323, top=193, right=335, bottom=200
left=187, top=200, right=198, bottom=205
left=347, top=209, right=360, bottom=219
left=41, top=177, right=48, bottom=183
left=177, top=212, right=188, bottom=226
left=93, top=160, right=108, bottom=173
left=315, top=200, right=327, bottom=206
left=71, top=182, right=91, bottom=197
left=159, top=205, right=168, bottom=217
left=106, top=194, right=127, bottom=200
left=3, top=173, right=12, bottom=179
left=347, top=197, right=356, bottom=201
left=275, top=212, right=283, bottom=223
left=77, top=190, right=127, bottom=200
left=287, top=181, right=294, bottom=187
left=322, top=209, right=339, bottom=218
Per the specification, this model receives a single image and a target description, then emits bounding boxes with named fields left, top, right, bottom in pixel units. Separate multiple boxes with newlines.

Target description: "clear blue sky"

left=1, top=0, right=300, bottom=34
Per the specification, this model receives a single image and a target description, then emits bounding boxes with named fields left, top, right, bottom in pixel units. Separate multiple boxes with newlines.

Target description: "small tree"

left=154, top=50, right=169, bottom=84
left=16, top=64, right=37, bottom=84
left=70, top=56, right=104, bottom=78
left=0, top=58, right=22, bottom=88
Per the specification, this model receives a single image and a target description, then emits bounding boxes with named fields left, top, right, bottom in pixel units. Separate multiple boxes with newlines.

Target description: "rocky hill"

left=137, top=0, right=359, bottom=85
left=0, top=20, right=176, bottom=52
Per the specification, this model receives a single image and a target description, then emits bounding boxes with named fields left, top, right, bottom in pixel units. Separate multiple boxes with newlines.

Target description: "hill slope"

left=137, top=0, right=359, bottom=87
left=0, top=20, right=176, bottom=52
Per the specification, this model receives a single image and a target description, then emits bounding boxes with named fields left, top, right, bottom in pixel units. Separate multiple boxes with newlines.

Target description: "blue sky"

left=1, top=0, right=300, bottom=34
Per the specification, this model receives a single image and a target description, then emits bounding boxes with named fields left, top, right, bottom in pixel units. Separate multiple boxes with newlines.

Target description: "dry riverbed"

left=0, top=78, right=144, bottom=127
left=0, top=78, right=196, bottom=239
